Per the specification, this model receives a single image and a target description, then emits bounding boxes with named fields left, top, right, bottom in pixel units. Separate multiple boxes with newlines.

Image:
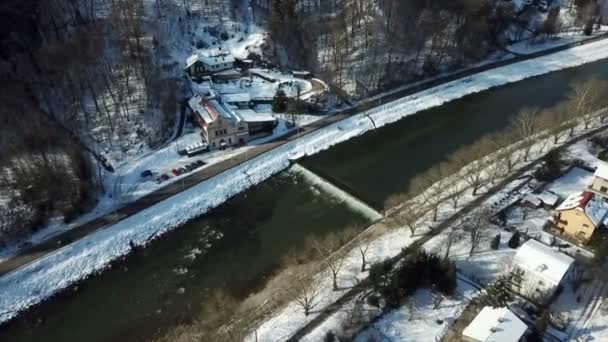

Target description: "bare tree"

left=354, top=234, right=373, bottom=272
left=568, top=78, right=608, bottom=129
left=287, top=271, right=323, bottom=316
left=398, top=204, right=425, bottom=237
left=491, top=131, right=521, bottom=174
left=451, top=140, right=489, bottom=196
left=511, top=107, right=539, bottom=162
left=446, top=177, right=465, bottom=209
left=313, top=233, right=349, bottom=291
left=464, top=208, right=489, bottom=257
left=443, top=227, right=457, bottom=261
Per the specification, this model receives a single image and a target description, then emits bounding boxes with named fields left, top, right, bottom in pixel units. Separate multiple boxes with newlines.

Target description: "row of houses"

left=461, top=164, right=608, bottom=342
left=463, top=239, right=575, bottom=342
left=188, top=92, right=276, bottom=151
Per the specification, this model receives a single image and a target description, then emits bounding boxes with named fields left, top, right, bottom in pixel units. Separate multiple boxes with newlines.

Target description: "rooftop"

left=185, top=52, right=235, bottom=68
left=235, top=109, right=275, bottom=123
left=462, top=307, right=528, bottom=342
left=512, top=239, right=574, bottom=285
left=556, top=191, right=608, bottom=226
left=594, top=162, right=608, bottom=180
left=222, top=93, right=251, bottom=103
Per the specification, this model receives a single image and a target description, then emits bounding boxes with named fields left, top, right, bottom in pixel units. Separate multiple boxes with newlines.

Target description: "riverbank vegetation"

left=384, top=77, right=608, bottom=213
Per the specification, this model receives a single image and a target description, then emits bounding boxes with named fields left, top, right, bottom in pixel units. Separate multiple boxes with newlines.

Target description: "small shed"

left=538, top=191, right=559, bottom=209
left=522, top=194, right=542, bottom=209
left=462, top=307, right=528, bottom=342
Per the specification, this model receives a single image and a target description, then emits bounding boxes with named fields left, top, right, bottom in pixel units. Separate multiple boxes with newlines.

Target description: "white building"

left=462, top=306, right=528, bottom=342
left=186, top=53, right=235, bottom=78
left=510, top=239, right=575, bottom=303
left=590, top=161, right=608, bottom=199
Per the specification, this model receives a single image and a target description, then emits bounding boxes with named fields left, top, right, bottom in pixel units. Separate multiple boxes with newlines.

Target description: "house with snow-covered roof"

left=510, top=239, right=575, bottom=304
left=188, top=93, right=248, bottom=150
left=188, top=93, right=276, bottom=150
left=186, top=52, right=235, bottom=79
left=589, top=162, right=608, bottom=199
left=462, top=306, right=528, bottom=342
left=553, top=191, right=608, bottom=244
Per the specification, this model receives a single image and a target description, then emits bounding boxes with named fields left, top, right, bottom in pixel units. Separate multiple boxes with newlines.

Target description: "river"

left=303, top=59, right=608, bottom=209
left=0, top=172, right=370, bottom=342
left=2, top=59, right=608, bottom=342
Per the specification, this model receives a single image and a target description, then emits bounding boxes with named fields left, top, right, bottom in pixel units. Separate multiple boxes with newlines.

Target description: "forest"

left=264, top=0, right=604, bottom=96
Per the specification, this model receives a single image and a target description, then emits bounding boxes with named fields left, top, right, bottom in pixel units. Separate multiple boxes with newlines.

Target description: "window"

left=229, top=138, right=232, bottom=144
left=601, top=186, right=608, bottom=193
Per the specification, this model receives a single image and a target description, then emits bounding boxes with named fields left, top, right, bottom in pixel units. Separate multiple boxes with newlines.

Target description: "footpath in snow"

left=2, top=38, right=608, bottom=324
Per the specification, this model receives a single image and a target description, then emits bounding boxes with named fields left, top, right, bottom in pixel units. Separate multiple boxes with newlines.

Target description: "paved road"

left=284, top=123, right=608, bottom=342
left=1, top=34, right=607, bottom=278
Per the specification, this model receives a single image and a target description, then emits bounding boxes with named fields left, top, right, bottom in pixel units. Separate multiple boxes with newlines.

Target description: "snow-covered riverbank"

left=2, top=37, right=608, bottom=324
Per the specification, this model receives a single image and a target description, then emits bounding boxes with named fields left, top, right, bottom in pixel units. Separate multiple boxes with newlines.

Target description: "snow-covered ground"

left=353, top=280, right=479, bottom=342
left=2, top=36, right=608, bottom=325
left=547, top=167, right=595, bottom=199
left=550, top=279, right=608, bottom=341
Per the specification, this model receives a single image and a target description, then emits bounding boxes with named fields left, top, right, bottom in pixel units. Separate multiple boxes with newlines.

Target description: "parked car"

left=190, top=162, right=200, bottom=169
left=195, top=160, right=205, bottom=167
left=140, top=170, right=153, bottom=178
left=178, top=167, right=187, bottom=174
left=157, top=174, right=170, bottom=183
left=184, top=164, right=194, bottom=172
left=171, top=168, right=180, bottom=176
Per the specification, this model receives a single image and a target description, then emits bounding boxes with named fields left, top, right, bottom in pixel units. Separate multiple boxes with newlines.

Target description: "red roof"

left=578, top=191, right=593, bottom=209
left=201, top=98, right=219, bottom=121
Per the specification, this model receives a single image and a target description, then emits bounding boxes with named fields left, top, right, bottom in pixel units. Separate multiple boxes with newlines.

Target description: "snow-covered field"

left=2, top=37, right=608, bottom=325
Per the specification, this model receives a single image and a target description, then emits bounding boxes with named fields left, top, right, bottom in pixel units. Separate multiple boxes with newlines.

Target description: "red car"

left=171, top=168, right=180, bottom=176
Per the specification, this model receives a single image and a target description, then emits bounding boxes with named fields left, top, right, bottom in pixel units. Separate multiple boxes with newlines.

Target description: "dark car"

left=140, top=170, right=153, bottom=178
left=161, top=174, right=170, bottom=181
left=184, top=164, right=194, bottom=172
left=195, top=160, right=205, bottom=167
left=190, top=162, right=200, bottom=169
left=178, top=167, right=187, bottom=174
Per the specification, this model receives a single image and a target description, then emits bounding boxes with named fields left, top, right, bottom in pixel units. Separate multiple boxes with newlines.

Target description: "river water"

left=2, top=59, right=608, bottom=342
left=0, top=173, right=370, bottom=342
left=303, top=59, right=608, bottom=209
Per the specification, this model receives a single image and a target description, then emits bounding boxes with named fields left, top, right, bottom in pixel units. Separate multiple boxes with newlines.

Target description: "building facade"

left=188, top=93, right=276, bottom=151
left=590, top=162, right=608, bottom=199
left=553, top=191, right=607, bottom=244
left=510, top=240, right=574, bottom=304
left=186, top=53, right=235, bottom=79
